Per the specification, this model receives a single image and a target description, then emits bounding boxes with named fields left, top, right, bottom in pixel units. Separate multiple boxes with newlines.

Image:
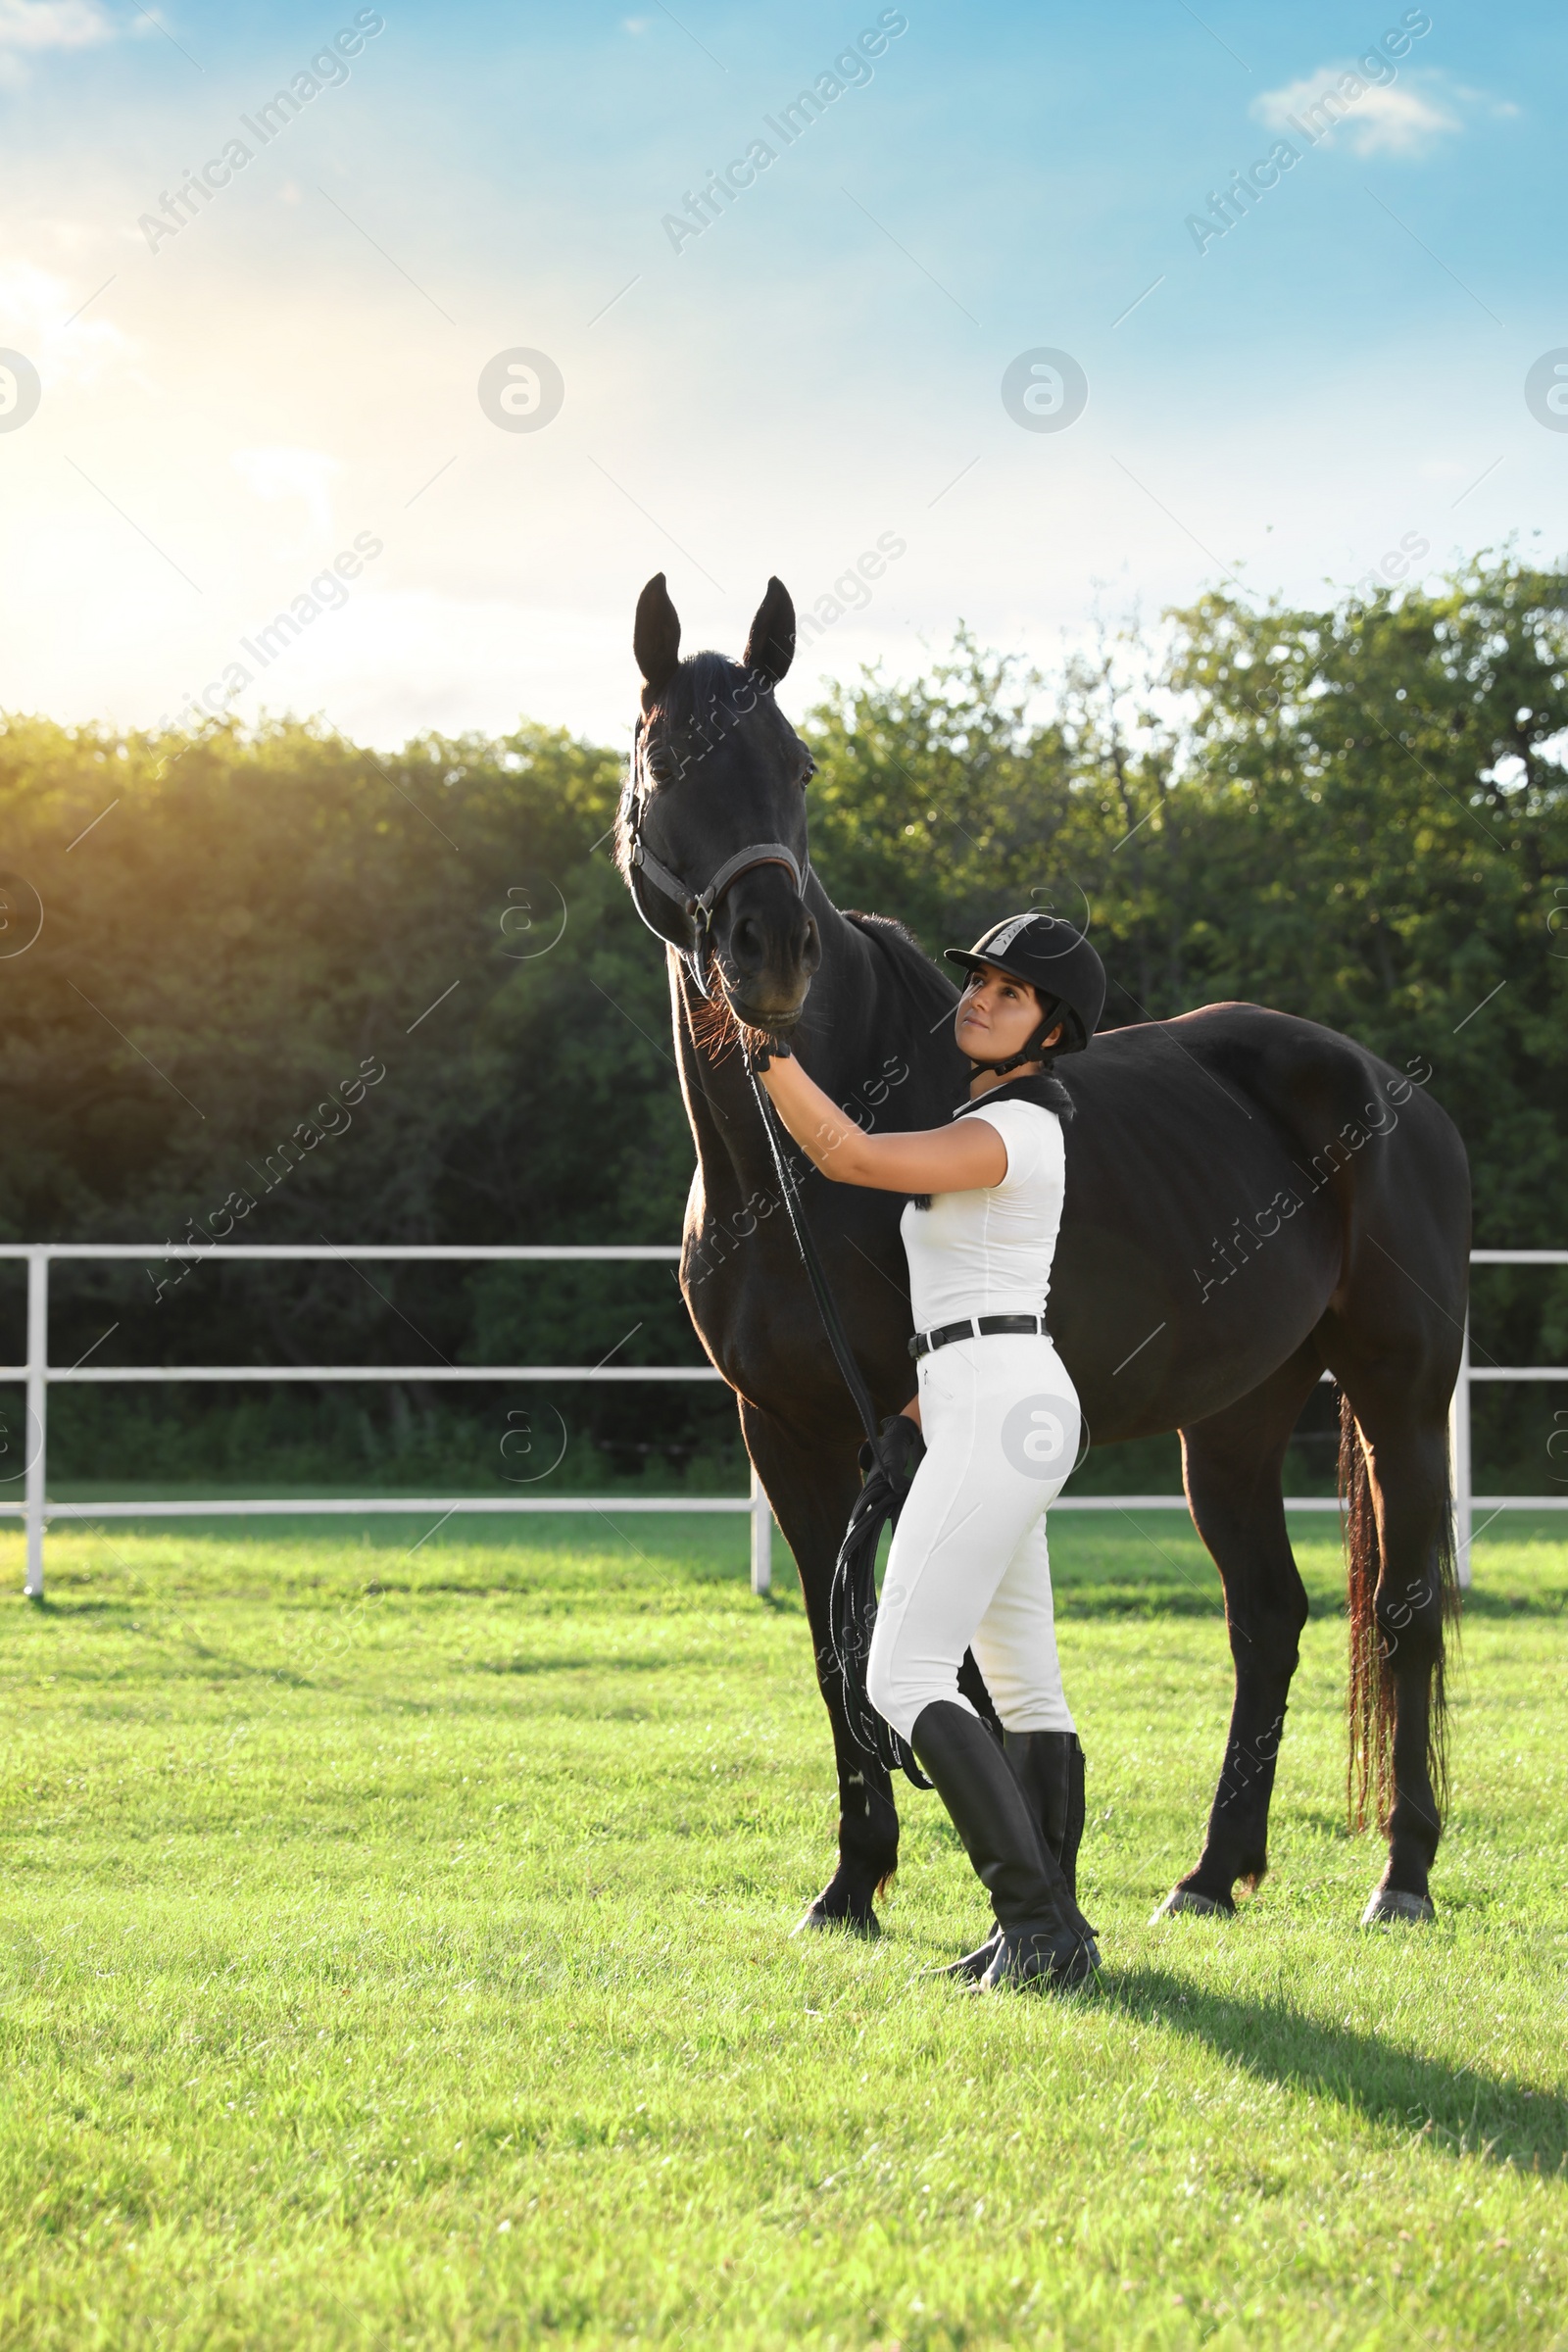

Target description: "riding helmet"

left=945, top=911, right=1106, bottom=1061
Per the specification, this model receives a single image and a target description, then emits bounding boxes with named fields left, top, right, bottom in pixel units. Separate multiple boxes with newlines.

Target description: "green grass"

left=2, top=1507, right=1566, bottom=2350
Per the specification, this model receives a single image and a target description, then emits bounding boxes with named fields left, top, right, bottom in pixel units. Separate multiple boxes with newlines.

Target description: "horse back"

left=1052, top=1004, right=1469, bottom=1439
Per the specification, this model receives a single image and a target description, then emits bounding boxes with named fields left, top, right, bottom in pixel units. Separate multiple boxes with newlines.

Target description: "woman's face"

left=955, top=961, right=1063, bottom=1063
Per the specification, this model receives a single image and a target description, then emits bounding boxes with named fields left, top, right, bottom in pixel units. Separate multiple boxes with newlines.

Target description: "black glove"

left=745, top=1033, right=794, bottom=1076
left=855, top=1411, right=926, bottom=1514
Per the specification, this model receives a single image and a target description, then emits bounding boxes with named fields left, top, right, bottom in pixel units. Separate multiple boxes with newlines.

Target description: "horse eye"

left=799, top=757, right=816, bottom=788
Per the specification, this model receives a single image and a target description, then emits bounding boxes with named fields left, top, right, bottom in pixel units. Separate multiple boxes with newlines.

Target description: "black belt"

left=908, top=1312, right=1046, bottom=1361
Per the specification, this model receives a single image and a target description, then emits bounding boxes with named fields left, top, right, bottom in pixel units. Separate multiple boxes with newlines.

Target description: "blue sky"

left=1, top=0, right=1563, bottom=747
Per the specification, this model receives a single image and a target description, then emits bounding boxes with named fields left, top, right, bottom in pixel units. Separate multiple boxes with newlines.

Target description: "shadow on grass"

left=1104, top=1964, right=1568, bottom=2172
left=1052, top=1571, right=1568, bottom=1623
left=1055, top=1584, right=1227, bottom=1619
left=472, top=1652, right=679, bottom=1677
left=1457, top=1585, right=1568, bottom=1619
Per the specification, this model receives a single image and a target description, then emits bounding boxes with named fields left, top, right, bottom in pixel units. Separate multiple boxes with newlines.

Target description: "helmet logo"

left=981, top=912, right=1036, bottom=959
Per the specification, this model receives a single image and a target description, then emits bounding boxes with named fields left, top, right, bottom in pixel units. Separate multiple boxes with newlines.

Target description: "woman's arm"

left=757, top=1048, right=1005, bottom=1194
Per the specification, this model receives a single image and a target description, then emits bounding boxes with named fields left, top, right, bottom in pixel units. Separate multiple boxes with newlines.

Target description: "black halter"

left=618, top=722, right=811, bottom=1000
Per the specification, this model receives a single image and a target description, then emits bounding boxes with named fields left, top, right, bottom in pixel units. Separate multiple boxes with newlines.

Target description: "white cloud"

left=1452, top=83, right=1521, bottom=122
left=0, top=0, right=114, bottom=48
left=0, top=258, right=125, bottom=376
left=0, top=0, right=117, bottom=82
left=1254, top=66, right=1460, bottom=158
left=231, top=447, right=341, bottom=544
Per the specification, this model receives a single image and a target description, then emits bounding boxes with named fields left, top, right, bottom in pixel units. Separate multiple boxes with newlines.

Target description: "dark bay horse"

left=616, top=572, right=1471, bottom=1933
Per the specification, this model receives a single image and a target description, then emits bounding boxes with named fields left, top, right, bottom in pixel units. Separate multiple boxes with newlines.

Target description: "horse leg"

left=1327, top=1363, right=1456, bottom=1925
left=1154, top=1345, right=1322, bottom=1921
left=739, top=1398, right=900, bottom=1936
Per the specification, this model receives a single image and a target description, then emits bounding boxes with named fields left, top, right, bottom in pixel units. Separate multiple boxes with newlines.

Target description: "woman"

left=754, top=910, right=1107, bottom=1991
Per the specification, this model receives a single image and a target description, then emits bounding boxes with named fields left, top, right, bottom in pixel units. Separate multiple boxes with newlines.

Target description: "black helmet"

left=945, top=911, right=1106, bottom=1073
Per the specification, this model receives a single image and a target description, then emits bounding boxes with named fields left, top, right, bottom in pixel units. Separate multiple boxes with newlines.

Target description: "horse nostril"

left=802, top=916, right=821, bottom=972
left=732, top=915, right=764, bottom=966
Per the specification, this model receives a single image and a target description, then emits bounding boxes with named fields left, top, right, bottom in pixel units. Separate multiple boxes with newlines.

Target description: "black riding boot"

left=1005, top=1730, right=1088, bottom=1898
left=929, top=1729, right=1088, bottom=1982
left=911, top=1702, right=1099, bottom=1991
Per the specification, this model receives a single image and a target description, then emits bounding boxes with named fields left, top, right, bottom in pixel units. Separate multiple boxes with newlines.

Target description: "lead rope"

left=747, top=1070, right=932, bottom=1788
left=748, top=1072, right=881, bottom=1448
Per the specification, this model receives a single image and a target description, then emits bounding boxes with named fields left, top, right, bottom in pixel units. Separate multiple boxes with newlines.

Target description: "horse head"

left=618, top=572, right=822, bottom=1030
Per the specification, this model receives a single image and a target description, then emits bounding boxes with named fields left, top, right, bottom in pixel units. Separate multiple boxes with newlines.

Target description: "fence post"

left=750, top=1465, right=772, bottom=1596
left=24, top=1248, right=48, bottom=1600
left=1449, top=1311, right=1472, bottom=1592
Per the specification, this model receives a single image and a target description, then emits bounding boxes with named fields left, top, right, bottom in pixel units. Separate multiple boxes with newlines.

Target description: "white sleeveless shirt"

left=898, top=1097, right=1067, bottom=1330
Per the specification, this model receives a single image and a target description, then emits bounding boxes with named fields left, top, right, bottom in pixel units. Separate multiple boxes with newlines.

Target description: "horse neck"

left=670, top=886, right=881, bottom=1207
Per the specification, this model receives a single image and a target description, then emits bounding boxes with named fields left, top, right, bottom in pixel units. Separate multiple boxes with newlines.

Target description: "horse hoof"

left=1151, top=1886, right=1233, bottom=1924
left=792, top=1900, right=881, bottom=1940
left=1360, top=1886, right=1435, bottom=1928
left=922, top=1929, right=1002, bottom=1983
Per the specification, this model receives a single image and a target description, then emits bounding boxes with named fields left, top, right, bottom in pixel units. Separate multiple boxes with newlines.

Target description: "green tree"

left=2, top=549, right=1563, bottom=1494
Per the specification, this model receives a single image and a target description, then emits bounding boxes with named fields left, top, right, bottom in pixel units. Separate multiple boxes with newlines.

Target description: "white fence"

left=2, top=1243, right=1564, bottom=1601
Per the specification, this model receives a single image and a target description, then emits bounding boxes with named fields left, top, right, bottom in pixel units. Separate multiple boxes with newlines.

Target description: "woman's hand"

left=754, top=1044, right=1006, bottom=1196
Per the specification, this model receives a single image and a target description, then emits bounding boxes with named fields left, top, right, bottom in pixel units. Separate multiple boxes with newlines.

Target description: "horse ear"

left=634, top=573, right=681, bottom=707
left=743, top=576, right=795, bottom=685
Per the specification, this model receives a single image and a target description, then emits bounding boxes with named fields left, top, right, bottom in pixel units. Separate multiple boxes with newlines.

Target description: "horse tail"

left=1341, top=1388, right=1391, bottom=1834
left=1341, top=1388, right=1460, bottom=1835
left=1429, top=1430, right=1466, bottom=1835
left=1428, top=1448, right=1461, bottom=1827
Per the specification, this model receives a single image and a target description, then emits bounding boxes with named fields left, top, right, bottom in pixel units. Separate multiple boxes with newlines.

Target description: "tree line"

left=1, top=551, right=1563, bottom=1496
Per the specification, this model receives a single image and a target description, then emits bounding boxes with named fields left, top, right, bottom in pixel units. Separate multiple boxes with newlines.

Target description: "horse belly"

left=1051, top=1160, right=1341, bottom=1442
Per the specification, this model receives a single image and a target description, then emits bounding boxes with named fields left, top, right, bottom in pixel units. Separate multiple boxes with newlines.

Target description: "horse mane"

left=841, top=907, right=956, bottom=1024
left=844, top=911, right=957, bottom=1215
left=703, top=907, right=956, bottom=1077
left=645, top=651, right=767, bottom=732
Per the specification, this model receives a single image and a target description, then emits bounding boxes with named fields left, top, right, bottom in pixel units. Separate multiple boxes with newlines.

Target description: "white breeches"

left=865, top=1331, right=1080, bottom=1744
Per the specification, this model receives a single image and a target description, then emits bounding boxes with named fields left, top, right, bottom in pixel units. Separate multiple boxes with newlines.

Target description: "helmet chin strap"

left=965, top=1002, right=1062, bottom=1082
left=967, top=1038, right=1046, bottom=1081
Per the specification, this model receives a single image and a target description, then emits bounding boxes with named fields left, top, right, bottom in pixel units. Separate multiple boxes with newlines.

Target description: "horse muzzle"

left=717, top=972, right=811, bottom=1032
left=712, top=874, right=820, bottom=1027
